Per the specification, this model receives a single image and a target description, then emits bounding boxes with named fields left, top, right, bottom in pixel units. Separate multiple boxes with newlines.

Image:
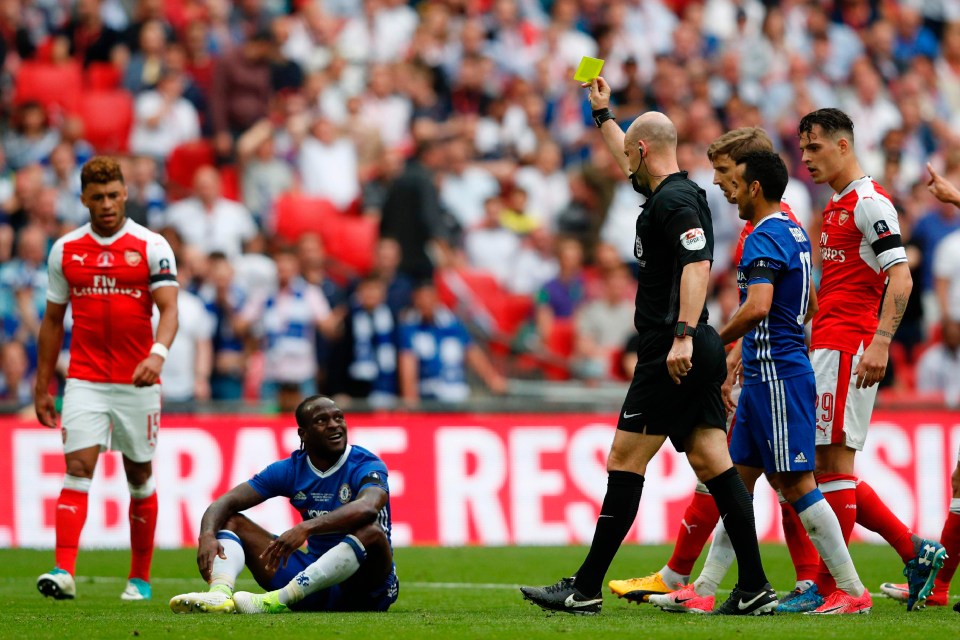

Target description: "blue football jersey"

left=737, top=213, right=815, bottom=385
left=248, top=444, right=391, bottom=556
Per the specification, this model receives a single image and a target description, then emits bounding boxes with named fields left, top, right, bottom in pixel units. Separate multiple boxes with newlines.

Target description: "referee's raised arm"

left=582, top=77, right=629, bottom=178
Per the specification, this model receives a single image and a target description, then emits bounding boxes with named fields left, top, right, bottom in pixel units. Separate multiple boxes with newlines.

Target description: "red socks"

left=55, top=488, right=89, bottom=575
left=667, top=491, right=719, bottom=575
left=855, top=479, right=914, bottom=563
left=780, top=499, right=819, bottom=583
left=935, top=510, right=960, bottom=592
left=129, top=493, right=158, bottom=582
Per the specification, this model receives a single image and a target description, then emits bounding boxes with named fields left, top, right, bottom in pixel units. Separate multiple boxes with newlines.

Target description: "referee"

left=520, top=77, right=776, bottom=616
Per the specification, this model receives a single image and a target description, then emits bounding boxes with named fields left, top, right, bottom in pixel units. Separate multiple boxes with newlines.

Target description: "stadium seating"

left=14, top=61, right=82, bottom=113
left=76, top=90, right=134, bottom=153
left=85, top=63, right=122, bottom=90
left=272, top=193, right=342, bottom=243
left=166, top=140, right=215, bottom=200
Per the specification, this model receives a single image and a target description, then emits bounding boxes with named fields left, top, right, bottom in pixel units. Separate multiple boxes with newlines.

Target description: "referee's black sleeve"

left=663, top=206, right=713, bottom=266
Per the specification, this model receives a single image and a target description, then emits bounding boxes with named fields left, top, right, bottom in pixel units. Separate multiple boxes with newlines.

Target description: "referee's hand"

left=666, top=338, right=693, bottom=385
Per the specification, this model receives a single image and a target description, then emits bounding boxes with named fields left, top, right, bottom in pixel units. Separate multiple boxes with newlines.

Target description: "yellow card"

left=573, top=56, right=604, bottom=82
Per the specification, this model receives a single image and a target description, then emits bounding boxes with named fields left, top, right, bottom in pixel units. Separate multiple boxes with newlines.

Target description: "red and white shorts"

left=61, top=379, right=161, bottom=463
left=810, top=348, right=878, bottom=451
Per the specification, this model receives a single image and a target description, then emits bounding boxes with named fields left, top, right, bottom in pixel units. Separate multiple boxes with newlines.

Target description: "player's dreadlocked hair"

left=798, top=108, right=855, bottom=143
left=706, top=127, right=773, bottom=162
left=80, top=156, right=124, bottom=190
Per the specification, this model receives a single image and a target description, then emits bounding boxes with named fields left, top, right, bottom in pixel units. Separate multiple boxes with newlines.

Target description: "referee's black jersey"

left=633, top=171, right=714, bottom=331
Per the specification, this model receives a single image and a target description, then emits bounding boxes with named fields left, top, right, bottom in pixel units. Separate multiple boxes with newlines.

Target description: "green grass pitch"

left=2, top=544, right=956, bottom=639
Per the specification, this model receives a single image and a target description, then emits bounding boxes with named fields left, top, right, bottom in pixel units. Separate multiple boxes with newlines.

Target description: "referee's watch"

left=674, top=322, right=697, bottom=339
left=593, top=108, right=616, bottom=128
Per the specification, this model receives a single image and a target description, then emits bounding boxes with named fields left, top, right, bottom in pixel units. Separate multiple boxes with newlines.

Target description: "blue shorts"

left=265, top=549, right=399, bottom=612
left=729, top=373, right=816, bottom=474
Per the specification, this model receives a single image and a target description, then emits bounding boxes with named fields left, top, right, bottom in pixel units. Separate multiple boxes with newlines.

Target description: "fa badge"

left=635, top=235, right=643, bottom=259
left=338, top=483, right=352, bottom=503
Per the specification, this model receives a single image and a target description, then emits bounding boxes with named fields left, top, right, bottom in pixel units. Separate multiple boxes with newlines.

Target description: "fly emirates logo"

left=820, top=232, right=846, bottom=263
left=72, top=275, right=143, bottom=298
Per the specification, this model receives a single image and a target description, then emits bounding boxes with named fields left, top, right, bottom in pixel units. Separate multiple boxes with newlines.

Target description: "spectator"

left=165, top=166, right=258, bottom=259
left=373, top=237, right=414, bottom=317
left=916, top=317, right=960, bottom=407
left=53, top=0, right=126, bottom=67
left=439, top=136, right=500, bottom=231
left=508, top=227, right=559, bottom=296
left=515, top=140, right=571, bottom=231
left=379, top=137, right=450, bottom=281
left=236, top=120, right=294, bottom=227
left=331, top=274, right=399, bottom=408
left=571, top=266, right=636, bottom=381
left=464, top=195, right=520, bottom=287
left=209, top=28, right=275, bottom=157
left=122, top=18, right=167, bottom=94
left=534, top=235, right=586, bottom=342
left=198, top=252, right=247, bottom=402
left=357, top=64, right=413, bottom=150
left=398, top=281, right=506, bottom=405
left=153, top=256, right=214, bottom=404
left=0, top=339, right=30, bottom=409
left=123, top=0, right=174, bottom=53
left=238, top=249, right=337, bottom=412
left=0, top=223, right=48, bottom=352
left=123, top=155, right=165, bottom=229
left=3, top=102, right=59, bottom=171
left=914, top=162, right=960, bottom=302
left=129, top=70, right=201, bottom=162
left=44, top=142, right=85, bottom=228
left=298, top=117, right=360, bottom=212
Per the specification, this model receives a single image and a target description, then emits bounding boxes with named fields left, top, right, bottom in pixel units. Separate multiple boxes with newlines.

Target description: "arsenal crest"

left=838, top=211, right=849, bottom=225
left=125, top=250, right=142, bottom=266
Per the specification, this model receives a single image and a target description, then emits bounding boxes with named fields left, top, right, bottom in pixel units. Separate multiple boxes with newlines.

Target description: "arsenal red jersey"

left=732, top=201, right=800, bottom=266
left=812, top=177, right=906, bottom=354
left=46, top=220, right=178, bottom=384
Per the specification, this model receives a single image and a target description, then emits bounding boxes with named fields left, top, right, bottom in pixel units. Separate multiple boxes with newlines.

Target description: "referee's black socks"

left=704, top=466, right=769, bottom=591
left=573, top=470, right=644, bottom=596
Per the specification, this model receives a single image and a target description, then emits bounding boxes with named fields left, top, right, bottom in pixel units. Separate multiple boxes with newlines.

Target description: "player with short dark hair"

left=35, top=155, right=180, bottom=602
left=651, top=150, right=871, bottom=615
left=798, top=107, right=946, bottom=612
left=168, top=395, right=398, bottom=614
left=519, top=77, right=776, bottom=617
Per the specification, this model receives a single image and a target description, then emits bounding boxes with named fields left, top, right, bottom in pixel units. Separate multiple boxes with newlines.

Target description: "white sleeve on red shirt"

left=146, top=233, right=180, bottom=291
left=853, top=193, right=907, bottom=271
left=46, top=239, right=68, bottom=304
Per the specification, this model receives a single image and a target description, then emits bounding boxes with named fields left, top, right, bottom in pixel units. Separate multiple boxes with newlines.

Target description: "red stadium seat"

left=319, top=214, right=378, bottom=275
left=86, top=62, right=122, bottom=90
left=272, top=193, right=341, bottom=243
left=543, top=319, right=575, bottom=380
left=76, top=90, right=133, bottom=153
left=15, top=61, right=82, bottom=113
left=219, top=164, right=241, bottom=202
left=166, top=140, right=214, bottom=200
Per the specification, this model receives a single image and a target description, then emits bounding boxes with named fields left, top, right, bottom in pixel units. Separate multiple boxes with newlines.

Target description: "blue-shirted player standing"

left=653, top=151, right=872, bottom=615
left=169, top=395, right=398, bottom=614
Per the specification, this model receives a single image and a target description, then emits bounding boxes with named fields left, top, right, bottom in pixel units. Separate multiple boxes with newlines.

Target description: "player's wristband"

left=150, top=343, right=169, bottom=360
left=592, top=107, right=615, bottom=128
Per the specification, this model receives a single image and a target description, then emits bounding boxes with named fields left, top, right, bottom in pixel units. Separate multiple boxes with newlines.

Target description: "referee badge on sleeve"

left=680, top=228, right=706, bottom=251
left=635, top=236, right=643, bottom=258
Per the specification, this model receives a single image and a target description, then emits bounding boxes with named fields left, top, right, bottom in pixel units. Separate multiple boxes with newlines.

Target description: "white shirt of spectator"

left=298, top=136, right=360, bottom=210
left=439, top=166, right=500, bottom=230
left=242, top=280, right=331, bottom=385
left=916, top=343, right=960, bottom=408
left=464, top=227, right=520, bottom=289
left=152, top=289, right=214, bottom=402
left=165, top=197, right=257, bottom=259
left=934, top=229, right=960, bottom=321
left=514, top=166, right=571, bottom=231
left=129, top=91, right=201, bottom=160
left=359, top=94, right=413, bottom=150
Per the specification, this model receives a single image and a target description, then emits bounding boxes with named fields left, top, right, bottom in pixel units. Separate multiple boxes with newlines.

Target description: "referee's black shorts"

left=617, top=325, right=727, bottom=452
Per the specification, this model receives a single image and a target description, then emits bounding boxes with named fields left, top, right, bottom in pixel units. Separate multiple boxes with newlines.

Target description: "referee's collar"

left=640, top=171, right=688, bottom=208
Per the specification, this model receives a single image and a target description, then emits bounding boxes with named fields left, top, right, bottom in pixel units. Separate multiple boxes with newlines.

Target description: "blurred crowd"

left=3, top=0, right=960, bottom=412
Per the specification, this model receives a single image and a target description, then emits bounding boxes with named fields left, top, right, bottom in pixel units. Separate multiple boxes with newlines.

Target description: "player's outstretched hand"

left=854, top=341, right=888, bottom=389
left=197, top=532, right=225, bottom=583
left=926, top=162, right=960, bottom=207
left=132, top=353, right=164, bottom=387
left=35, top=391, right=58, bottom=428
left=580, top=76, right=611, bottom=111
left=666, top=337, right=694, bottom=385
left=261, top=523, right=309, bottom=570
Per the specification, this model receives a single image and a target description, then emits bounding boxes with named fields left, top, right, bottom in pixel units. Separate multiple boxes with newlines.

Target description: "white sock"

left=694, top=520, right=734, bottom=597
left=659, top=565, right=689, bottom=589
left=795, top=491, right=865, bottom=597
left=795, top=579, right=815, bottom=592
left=210, top=531, right=245, bottom=593
left=277, top=536, right=365, bottom=605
